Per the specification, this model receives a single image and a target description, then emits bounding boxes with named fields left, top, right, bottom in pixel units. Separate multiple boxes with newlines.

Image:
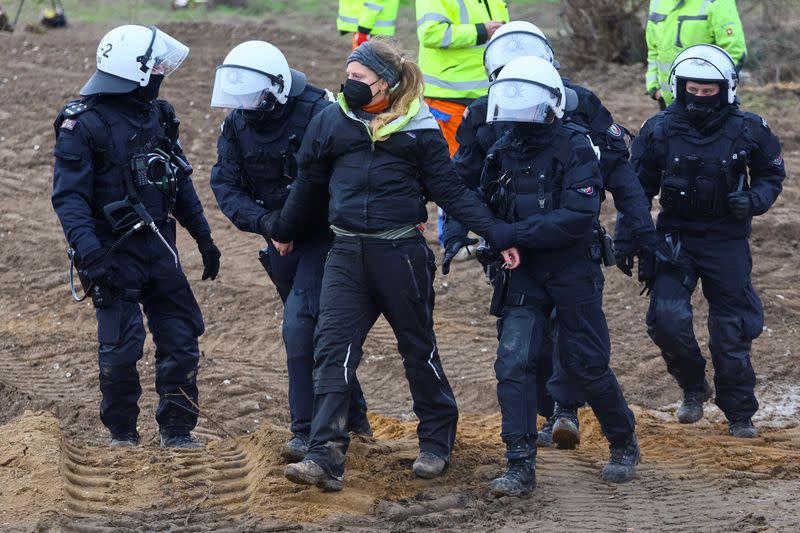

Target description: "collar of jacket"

left=337, top=93, right=439, bottom=141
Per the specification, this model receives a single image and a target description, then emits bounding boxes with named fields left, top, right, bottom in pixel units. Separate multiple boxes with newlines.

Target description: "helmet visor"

left=211, top=65, right=275, bottom=109
left=151, top=28, right=189, bottom=76
left=485, top=32, right=554, bottom=80
left=487, top=79, right=558, bottom=123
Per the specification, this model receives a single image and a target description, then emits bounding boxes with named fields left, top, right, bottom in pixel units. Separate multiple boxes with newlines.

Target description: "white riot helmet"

left=669, top=44, right=738, bottom=104
left=210, top=41, right=307, bottom=110
left=487, top=56, right=567, bottom=124
left=81, top=25, right=189, bottom=96
left=484, top=21, right=556, bottom=82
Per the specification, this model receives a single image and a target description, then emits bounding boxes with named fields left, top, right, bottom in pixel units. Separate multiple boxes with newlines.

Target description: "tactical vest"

left=54, top=97, right=181, bottom=227
left=485, top=128, right=578, bottom=224
left=222, top=86, right=326, bottom=211
left=653, top=110, right=748, bottom=220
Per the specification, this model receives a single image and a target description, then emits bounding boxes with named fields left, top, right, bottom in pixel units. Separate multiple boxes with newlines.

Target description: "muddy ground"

left=0, top=4, right=799, bottom=532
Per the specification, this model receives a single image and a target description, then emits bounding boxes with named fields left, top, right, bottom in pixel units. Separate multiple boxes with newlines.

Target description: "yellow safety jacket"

left=416, top=0, right=509, bottom=100
left=337, top=0, right=399, bottom=36
left=646, top=0, right=747, bottom=104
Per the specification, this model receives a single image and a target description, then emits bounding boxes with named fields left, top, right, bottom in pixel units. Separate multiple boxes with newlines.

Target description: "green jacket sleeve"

left=416, top=0, right=479, bottom=49
left=358, top=1, right=386, bottom=31
left=645, top=18, right=660, bottom=93
left=709, top=0, right=747, bottom=68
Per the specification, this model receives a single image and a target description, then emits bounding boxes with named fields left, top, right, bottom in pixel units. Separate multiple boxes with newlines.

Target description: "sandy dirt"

left=0, top=5, right=799, bottom=532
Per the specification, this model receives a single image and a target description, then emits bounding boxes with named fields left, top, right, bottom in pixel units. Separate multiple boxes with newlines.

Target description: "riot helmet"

left=484, top=21, right=556, bottom=82
left=487, top=56, right=566, bottom=124
left=210, top=41, right=307, bottom=111
left=81, top=25, right=189, bottom=96
left=669, top=44, right=738, bottom=105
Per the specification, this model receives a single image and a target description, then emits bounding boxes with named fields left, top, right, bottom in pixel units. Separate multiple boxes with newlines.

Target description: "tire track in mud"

left=60, top=439, right=262, bottom=532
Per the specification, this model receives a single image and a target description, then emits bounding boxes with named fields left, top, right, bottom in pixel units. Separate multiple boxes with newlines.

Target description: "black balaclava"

left=135, top=74, right=164, bottom=101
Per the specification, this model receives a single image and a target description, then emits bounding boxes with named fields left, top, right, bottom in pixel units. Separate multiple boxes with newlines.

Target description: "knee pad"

left=647, top=297, right=693, bottom=344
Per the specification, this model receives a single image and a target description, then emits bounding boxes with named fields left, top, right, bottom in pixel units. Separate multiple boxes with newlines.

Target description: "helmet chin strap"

left=136, top=26, right=158, bottom=74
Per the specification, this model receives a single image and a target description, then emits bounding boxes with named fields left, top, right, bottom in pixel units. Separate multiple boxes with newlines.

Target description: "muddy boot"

left=728, top=419, right=759, bottom=438
left=551, top=404, right=580, bottom=449
left=280, top=434, right=309, bottom=463
left=412, top=452, right=448, bottom=479
left=348, top=417, right=373, bottom=438
left=160, top=434, right=204, bottom=449
left=110, top=432, right=140, bottom=447
left=536, top=416, right=555, bottom=448
left=601, top=434, right=640, bottom=483
left=489, top=459, right=536, bottom=497
left=285, top=459, right=343, bottom=491
left=677, top=381, right=712, bottom=424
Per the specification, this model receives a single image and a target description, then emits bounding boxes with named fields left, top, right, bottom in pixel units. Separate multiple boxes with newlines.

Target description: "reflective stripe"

left=417, top=12, right=452, bottom=27
left=441, top=25, right=453, bottom=48
left=646, top=72, right=658, bottom=84
left=657, top=60, right=672, bottom=72
left=338, top=15, right=358, bottom=24
left=648, top=12, right=666, bottom=22
left=374, top=19, right=395, bottom=27
left=364, top=2, right=383, bottom=12
left=423, top=74, right=488, bottom=91
left=698, top=0, right=713, bottom=16
left=456, top=0, right=469, bottom=24
left=343, top=343, right=351, bottom=384
left=427, top=345, right=442, bottom=381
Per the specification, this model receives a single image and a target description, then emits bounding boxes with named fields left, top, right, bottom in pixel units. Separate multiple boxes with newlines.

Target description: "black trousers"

left=305, top=235, right=459, bottom=478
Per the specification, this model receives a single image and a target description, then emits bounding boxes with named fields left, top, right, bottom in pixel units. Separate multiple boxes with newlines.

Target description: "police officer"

left=52, top=25, right=221, bottom=448
left=625, top=44, right=785, bottom=437
left=646, top=0, right=746, bottom=107
left=445, top=21, right=660, bottom=450
left=269, top=39, right=515, bottom=491
left=209, top=41, right=371, bottom=462
left=482, top=56, right=640, bottom=496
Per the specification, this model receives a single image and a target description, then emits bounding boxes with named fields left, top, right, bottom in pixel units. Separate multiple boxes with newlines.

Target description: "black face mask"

left=513, top=120, right=557, bottom=145
left=684, top=92, right=720, bottom=125
left=341, top=78, right=378, bottom=110
left=135, top=74, right=164, bottom=102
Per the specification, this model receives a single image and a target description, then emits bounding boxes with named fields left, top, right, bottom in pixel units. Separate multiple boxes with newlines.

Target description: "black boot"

left=280, top=434, right=309, bottom=463
left=412, top=452, right=448, bottom=479
left=536, top=416, right=555, bottom=448
left=489, top=458, right=536, bottom=497
left=551, top=403, right=580, bottom=449
left=601, top=434, right=640, bottom=483
left=677, top=381, right=712, bottom=424
left=285, top=459, right=343, bottom=491
left=728, top=418, right=759, bottom=438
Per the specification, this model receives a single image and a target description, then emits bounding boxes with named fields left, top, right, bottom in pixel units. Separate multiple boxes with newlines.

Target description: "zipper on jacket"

left=538, top=173, right=546, bottom=209
left=480, top=0, right=494, bottom=20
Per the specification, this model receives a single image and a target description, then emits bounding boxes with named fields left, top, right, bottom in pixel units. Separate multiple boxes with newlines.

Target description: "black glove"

left=441, top=235, right=479, bottom=275
left=615, top=252, right=634, bottom=277
left=727, top=191, right=753, bottom=220
left=80, top=249, right=116, bottom=289
left=637, top=250, right=656, bottom=296
left=638, top=230, right=682, bottom=266
left=614, top=239, right=636, bottom=277
left=258, top=211, right=280, bottom=238
left=198, top=240, right=221, bottom=281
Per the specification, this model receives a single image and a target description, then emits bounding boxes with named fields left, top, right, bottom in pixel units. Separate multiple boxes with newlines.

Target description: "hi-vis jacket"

left=416, top=0, right=509, bottom=100
left=337, top=0, right=399, bottom=36
left=646, top=0, right=746, bottom=104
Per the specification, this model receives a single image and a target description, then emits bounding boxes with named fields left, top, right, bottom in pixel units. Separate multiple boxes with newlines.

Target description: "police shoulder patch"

left=576, top=185, right=595, bottom=196
left=63, top=101, right=90, bottom=118
left=771, top=153, right=784, bottom=167
left=60, top=118, right=77, bottom=130
left=607, top=123, right=623, bottom=137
